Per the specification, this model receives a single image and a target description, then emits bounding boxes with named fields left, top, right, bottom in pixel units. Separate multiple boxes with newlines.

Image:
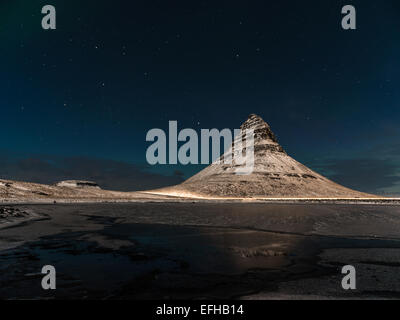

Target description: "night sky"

left=1, top=0, right=400, bottom=194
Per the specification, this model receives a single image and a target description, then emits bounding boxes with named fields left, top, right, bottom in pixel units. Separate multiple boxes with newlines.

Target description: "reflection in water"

left=0, top=222, right=399, bottom=299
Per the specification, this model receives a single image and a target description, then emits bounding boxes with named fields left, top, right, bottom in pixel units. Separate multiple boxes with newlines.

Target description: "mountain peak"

left=154, top=113, right=373, bottom=198
left=240, top=113, right=279, bottom=144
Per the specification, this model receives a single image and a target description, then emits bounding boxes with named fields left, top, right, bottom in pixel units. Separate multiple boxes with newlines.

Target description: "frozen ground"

left=0, top=203, right=400, bottom=299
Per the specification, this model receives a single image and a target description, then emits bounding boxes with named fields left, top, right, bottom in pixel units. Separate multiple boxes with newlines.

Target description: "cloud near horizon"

left=309, top=158, right=400, bottom=195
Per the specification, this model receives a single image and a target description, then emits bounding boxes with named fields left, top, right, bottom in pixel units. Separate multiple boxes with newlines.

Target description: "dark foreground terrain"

left=0, top=203, right=400, bottom=299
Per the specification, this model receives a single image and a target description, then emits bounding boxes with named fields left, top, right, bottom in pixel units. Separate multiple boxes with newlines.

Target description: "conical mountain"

left=155, top=114, right=375, bottom=198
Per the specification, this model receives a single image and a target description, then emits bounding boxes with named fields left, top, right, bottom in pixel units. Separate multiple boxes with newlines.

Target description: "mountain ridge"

left=0, top=114, right=380, bottom=201
left=154, top=114, right=376, bottom=198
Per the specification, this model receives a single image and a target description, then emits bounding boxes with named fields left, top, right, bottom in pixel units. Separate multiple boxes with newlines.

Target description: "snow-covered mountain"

left=154, top=114, right=375, bottom=198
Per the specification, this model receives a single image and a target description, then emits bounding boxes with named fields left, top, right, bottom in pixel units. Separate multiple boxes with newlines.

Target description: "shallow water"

left=1, top=203, right=400, bottom=299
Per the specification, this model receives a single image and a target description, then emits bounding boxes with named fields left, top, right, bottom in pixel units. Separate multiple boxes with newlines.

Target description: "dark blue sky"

left=1, top=0, right=400, bottom=194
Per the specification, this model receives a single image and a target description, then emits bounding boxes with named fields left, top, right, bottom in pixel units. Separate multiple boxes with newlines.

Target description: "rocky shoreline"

left=0, top=206, right=45, bottom=230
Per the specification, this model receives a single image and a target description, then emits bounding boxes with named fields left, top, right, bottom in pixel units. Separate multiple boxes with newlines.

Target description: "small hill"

left=0, top=179, right=171, bottom=203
